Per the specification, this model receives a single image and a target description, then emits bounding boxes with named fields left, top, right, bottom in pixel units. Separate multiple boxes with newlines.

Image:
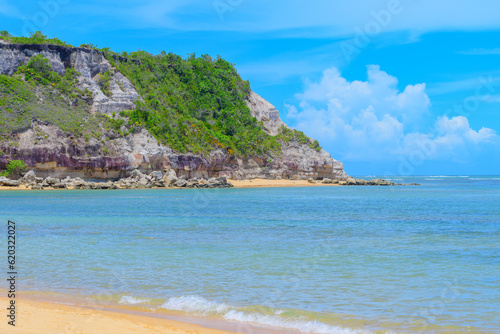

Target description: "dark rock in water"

left=366, top=178, right=394, bottom=186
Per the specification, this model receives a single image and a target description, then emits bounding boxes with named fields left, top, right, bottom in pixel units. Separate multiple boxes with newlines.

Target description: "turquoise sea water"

left=1, top=176, right=499, bottom=333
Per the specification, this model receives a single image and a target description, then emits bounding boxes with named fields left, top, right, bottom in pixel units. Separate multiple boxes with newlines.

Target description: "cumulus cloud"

left=287, top=65, right=498, bottom=163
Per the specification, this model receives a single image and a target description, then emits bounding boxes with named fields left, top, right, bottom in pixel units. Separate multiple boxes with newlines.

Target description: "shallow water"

left=1, top=176, right=499, bottom=333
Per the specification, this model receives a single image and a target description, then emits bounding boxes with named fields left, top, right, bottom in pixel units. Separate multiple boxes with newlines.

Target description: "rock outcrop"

left=246, top=91, right=285, bottom=136
left=0, top=43, right=142, bottom=115
left=5, top=169, right=234, bottom=189
left=0, top=42, right=349, bottom=182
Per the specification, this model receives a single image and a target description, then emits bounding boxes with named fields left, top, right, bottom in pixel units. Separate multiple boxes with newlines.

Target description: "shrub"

left=96, top=71, right=113, bottom=97
left=80, top=43, right=97, bottom=49
left=16, top=55, right=60, bottom=85
left=0, top=159, right=28, bottom=178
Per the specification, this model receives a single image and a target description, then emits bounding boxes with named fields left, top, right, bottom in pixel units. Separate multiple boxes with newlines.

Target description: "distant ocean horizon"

left=1, top=175, right=499, bottom=333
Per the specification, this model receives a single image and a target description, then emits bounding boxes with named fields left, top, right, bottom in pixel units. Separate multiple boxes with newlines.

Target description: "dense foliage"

left=0, top=159, right=27, bottom=178
left=107, top=51, right=272, bottom=155
left=105, top=50, right=320, bottom=155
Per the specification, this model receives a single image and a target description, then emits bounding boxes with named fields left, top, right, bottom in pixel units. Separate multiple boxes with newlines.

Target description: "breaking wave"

left=157, top=295, right=378, bottom=334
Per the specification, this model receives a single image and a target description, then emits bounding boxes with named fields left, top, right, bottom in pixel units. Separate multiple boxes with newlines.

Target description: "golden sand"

left=0, top=297, right=239, bottom=334
left=229, top=178, right=338, bottom=188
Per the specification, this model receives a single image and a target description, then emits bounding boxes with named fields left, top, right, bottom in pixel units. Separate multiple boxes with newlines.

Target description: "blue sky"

left=1, top=0, right=500, bottom=175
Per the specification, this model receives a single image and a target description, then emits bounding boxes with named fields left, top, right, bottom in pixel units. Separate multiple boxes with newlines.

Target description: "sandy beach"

left=229, top=178, right=338, bottom=188
left=0, top=297, right=239, bottom=334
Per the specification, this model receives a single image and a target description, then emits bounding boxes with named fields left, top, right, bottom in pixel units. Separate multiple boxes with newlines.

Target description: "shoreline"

left=1, top=169, right=410, bottom=190
left=0, top=179, right=338, bottom=190
left=0, top=296, right=243, bottom=334
left=0, top=178, right=409, bottom=191
left=229, top=178, right=340, bottom=188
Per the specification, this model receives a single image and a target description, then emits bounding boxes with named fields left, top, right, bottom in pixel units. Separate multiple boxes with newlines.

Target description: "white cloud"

left=288, top=66, right=498, bottom=163
left=458, top=48, right=500, bottom=55
left=46, top=0, right=500, bottom=37
left=478, top=94, right=500, bottom=103
left=427, top=74, right=500, bottom=95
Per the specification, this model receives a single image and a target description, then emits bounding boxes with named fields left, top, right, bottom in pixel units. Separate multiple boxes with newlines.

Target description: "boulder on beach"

left=0, top=176, right=19, bottom=187
left=163, top=169, right=178, bottom=186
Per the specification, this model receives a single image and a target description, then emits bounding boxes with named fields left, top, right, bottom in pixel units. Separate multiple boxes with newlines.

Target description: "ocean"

left=1, top=176, right=499, bottom=333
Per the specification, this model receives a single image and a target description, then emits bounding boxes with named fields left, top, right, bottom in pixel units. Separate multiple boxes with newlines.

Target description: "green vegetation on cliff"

left=107, top=50, right=321, bottom=155
left=108, top=51, right=279, bottom=155
left=0, top=32, right=322, bottom=157
left=0, top=57, right=113, bottom=144
left=0, top=159, right=27, bottom=178
left=0, top=31, right=72, bottom=47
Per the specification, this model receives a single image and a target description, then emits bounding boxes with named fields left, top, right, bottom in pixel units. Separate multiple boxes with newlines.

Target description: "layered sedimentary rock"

left=0, top=43, right=348, bottom=181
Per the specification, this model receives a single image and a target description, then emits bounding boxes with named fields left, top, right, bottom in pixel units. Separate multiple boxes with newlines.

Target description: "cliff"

left=0, top=40, right=348, bottom=181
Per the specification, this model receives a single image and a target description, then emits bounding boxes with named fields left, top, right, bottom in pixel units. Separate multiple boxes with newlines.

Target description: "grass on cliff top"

left=0, top=31, right=73, bottom=47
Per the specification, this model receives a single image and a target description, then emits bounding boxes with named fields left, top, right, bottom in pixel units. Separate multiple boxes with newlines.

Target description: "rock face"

left=0, top=43, right=142, bottom=115
left=0, top=43, right=349, bottom=181
left=246, top=91, right=285, bottom=136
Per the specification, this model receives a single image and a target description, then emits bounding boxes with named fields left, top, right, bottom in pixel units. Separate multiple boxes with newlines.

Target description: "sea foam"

left=158, top=295, right=377, bottom=334
left=160, top=295, right=230, bottom=315
left=119, top=295, right=150, bottom=305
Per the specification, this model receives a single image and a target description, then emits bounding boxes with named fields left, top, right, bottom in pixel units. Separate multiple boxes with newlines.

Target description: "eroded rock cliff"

left=0, top=42, right=348, bottom=181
